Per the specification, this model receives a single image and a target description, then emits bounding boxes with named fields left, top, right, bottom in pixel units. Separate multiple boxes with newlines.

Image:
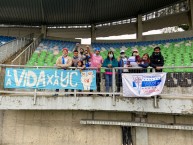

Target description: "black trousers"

left=56, top=89, right=68, bottom=92
left=116, top=73, right=122, bottom=92
left=96, top=72, right=101, bottom=92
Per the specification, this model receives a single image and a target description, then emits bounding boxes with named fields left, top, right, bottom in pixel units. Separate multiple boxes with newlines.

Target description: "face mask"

left=133, top=52, right=138, bottom=56
left=121, top=54, right=125, bottom=58
left=154, top=52, right=160, bottom=55
left=109, top=54, right=113, bottom=58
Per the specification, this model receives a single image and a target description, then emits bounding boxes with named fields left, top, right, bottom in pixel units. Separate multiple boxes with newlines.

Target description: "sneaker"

left=98, top=94, right=103, bottom=97
left=53, top=94, right=58, bottom=97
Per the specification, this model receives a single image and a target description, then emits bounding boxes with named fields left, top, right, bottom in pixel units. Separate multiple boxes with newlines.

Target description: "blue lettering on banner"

left=132, top=76, right=161, bottom=88
left=4, top=68, right=96, bottom=90
left=141, top=80, right=161, bottom=87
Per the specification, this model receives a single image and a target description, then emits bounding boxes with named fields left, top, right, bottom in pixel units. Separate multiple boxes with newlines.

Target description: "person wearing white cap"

left=117, top=50, right=129, bottom=93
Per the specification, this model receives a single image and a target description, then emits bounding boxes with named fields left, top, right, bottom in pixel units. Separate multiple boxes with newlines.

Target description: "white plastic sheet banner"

left=122, top=73, right=166, bottom=97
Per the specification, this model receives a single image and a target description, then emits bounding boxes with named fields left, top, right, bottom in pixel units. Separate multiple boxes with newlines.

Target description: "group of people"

left=55, top=44, right=164, bottom=96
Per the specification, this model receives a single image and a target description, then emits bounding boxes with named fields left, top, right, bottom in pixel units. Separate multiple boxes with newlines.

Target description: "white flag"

left=122, top=73, right=166, bottom=97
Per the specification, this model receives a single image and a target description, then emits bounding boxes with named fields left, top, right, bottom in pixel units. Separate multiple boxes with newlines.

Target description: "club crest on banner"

left=132, top=75, right=143, bottom=94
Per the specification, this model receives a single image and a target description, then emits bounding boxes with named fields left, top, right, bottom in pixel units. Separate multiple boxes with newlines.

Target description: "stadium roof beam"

left=91, top=24, right=96, bottom=42
left=137, top=15, right=143, bottom=41
left=0, top=0, right=183, bottom=26
left=189, top=0, right=193, bottom=30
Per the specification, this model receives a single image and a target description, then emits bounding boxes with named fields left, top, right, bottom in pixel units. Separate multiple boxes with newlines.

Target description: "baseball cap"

left=63, top=48, right=68, bottom=52
left=132, top=49, right=138, bottom=52
left=95, top=47, right=101, bottom=51
left=120, top=50, right=125, bottom=53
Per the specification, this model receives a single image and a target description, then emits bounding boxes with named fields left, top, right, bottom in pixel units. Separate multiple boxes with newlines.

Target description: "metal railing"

left=11, top=34, right=43, bottom=65
left=0, top=33, right=34, bottom=63
left=1, top=64, right=193, bottom=99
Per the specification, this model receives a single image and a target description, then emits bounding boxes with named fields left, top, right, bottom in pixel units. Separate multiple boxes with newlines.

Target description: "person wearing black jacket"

left=150, top=47, right=164, bottom=72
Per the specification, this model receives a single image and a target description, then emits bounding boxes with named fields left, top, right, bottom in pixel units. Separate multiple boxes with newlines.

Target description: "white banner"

left=122, top=73, right=166, bottom=97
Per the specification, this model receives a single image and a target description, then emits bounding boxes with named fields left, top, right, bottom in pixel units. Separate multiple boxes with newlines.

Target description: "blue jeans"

left=105, top=74, right=112, bottom=92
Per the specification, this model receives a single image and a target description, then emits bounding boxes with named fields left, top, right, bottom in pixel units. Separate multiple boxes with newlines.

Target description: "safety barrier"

left=0, top=64, right=193, bottom=98
left=0, top=33, right=34, bottom=63
left=11, top=34, right=43, bottom=65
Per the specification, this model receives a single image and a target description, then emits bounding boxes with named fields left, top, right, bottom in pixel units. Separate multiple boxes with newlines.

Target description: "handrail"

left=1, top=64, right=193, bottom=69
left=0, top=65, right=193, bottom=103
left=0, top=33, right=34, bottom=63
left=11, top=34, right=43, bottom=65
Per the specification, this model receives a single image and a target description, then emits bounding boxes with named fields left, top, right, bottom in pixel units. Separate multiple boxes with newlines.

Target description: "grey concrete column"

left=0, top=111, right=4, bottom=144
left=189, top=0, right=193, bottom=30
left=91, top=24, right=96, bottom=42
left=137, top=15, right=143, bottom=41
left=41, top=25, right=47, bottom=38
left=135, top=127, right=148, bottom=145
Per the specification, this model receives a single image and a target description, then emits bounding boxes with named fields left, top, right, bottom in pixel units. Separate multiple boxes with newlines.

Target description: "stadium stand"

left=27, top=37, right=193, bottom=70
left=25, top=37, right=193, bottom=88
left=0, top=35, right=15, bottom=46
left=26, top=39, right=76, bottom=66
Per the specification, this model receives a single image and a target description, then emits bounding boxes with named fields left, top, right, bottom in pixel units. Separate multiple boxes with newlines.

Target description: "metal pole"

left=33, top=89, right=37, bottom=105
left=152, top=68, right=159, bottom=108
left=112, top=68, right=116, bottom=106
left=154, top=96, right=158, bottom=108
left=73, top=89, right=77, bottom=106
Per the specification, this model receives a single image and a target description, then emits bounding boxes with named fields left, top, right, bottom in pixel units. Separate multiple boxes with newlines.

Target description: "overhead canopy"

left=0, top=0, right=181, bottom=26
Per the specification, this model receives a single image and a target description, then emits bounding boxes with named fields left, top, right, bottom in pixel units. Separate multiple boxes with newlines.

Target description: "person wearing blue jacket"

left=102, top=51, right=118, bottom=95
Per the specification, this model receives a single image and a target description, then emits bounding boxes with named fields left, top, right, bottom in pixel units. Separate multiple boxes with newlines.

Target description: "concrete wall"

left=0, top=27, right=41, bottom=38
left=143, top=12, right=190, bottom=33
left=47, top=28, right=91, bottom=39
left=0, top=110, right=130, bottom=145
left=147, top=114, right=193, bottom=145
left=1, top=110, right=193, bottom=145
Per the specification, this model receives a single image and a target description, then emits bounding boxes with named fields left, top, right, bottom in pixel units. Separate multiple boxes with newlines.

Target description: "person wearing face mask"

left=102, top=51, right=118, bottom=96
left=150, top=47, right=164, bottom=72
left=137, top=53, right=150, bottom=72
left=128, top=49, right=140, bottom=73
left=116, top=50, right=129, bottom=93
left=54, top=48, right=73, bottom=97
left=87, top=46, right=103, bottom=95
